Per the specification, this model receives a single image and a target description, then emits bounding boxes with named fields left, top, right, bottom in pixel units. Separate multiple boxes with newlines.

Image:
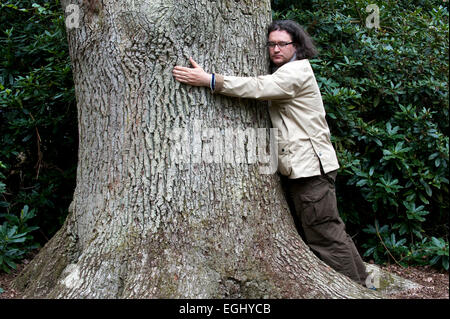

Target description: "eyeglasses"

left=266, top=41, right=295, bottom=49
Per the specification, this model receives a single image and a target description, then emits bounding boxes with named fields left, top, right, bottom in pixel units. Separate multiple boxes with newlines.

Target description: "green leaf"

left=344, top=56, right=350, bottom=64
left=4, top=258, right=17, bottom=270
left=379, top=225, right=389, bottom=233
left=356, top=179, right=367, bottom=187
left=421, top=180, right=433, bottom=197
left=430, top=255, right=440, bottom=265
left=418, top=193, right=430, bottom=204
left=442, top=257, right=449, bottom=271
left=364, top=246, right=376, bottom=257
left=363, top=224, right=376, bottom=234
left=431, top=237, right=444, bottom=249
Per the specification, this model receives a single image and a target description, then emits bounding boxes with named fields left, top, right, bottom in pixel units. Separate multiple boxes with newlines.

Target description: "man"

left=173, top=20, right=370, bottom=287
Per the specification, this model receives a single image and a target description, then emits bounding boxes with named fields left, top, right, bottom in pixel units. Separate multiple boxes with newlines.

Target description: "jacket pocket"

left=277, top=141, right=292, bottom=176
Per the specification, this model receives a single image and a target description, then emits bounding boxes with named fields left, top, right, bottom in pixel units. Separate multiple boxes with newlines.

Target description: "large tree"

left=13, top=0, right=379, bottom=298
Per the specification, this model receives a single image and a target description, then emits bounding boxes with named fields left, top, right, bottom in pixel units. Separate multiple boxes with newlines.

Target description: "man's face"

left=268, top=30, right=296, bottom=67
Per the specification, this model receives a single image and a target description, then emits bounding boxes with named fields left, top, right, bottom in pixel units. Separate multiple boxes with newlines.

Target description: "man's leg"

left=288, top=170, right=368, bottom=285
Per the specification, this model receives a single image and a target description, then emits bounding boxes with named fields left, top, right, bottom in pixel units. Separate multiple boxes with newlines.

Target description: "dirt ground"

left=0, top=255, right=448, bottom=299
left=379, top=263, right=449, bottom=299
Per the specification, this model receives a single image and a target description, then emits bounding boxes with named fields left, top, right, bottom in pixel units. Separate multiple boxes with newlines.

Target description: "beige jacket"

left=214, top=59, right=339, bottom=179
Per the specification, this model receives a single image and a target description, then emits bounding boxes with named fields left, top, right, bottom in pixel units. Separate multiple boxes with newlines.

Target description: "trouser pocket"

left=292, top=174, right=339, bottom=227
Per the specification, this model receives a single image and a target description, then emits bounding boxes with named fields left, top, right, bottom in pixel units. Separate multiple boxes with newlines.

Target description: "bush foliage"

left=0, top=0, right=77, bottom=272
left=0, top=0, right=448, bottom=272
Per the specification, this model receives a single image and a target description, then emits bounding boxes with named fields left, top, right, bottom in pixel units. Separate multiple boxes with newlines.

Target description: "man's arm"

left=173, top=58, right=304, bottom=100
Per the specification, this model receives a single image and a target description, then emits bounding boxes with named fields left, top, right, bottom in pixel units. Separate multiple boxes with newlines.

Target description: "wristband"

left=210, top=73, right=216, bottom=92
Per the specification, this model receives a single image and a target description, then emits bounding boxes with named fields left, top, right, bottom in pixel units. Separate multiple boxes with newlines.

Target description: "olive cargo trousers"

left=283, top=169, right=369, bottom=286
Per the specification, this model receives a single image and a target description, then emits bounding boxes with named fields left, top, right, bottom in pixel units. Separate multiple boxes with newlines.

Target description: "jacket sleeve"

left=214, top=62, right=309, bottom=101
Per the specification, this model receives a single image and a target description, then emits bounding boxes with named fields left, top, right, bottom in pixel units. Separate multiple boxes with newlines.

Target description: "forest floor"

left=0, top=254, right=448, bottom=299
left=377, top=263, right=448, bottom=299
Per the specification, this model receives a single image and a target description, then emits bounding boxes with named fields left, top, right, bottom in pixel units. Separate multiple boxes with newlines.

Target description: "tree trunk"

left=14, top=0, right=379, bottom=298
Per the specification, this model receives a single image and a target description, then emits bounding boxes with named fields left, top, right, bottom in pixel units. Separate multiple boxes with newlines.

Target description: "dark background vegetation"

left=1, top=0, right=448, bottom=274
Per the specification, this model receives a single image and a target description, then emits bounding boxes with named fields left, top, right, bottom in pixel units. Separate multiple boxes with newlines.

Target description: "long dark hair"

left=267, top=20, right=318, bottom=64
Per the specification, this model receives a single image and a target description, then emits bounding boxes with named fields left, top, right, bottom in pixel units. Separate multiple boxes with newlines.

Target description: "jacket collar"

left=270, top=53, right=298, bottom=74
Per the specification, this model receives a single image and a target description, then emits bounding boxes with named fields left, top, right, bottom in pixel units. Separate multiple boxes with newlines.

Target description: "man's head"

left=267, top=20, right=317, bottom=68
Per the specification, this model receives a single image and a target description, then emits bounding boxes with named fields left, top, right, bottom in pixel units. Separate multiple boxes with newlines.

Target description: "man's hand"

left=172, top=57, right=211, bottom=87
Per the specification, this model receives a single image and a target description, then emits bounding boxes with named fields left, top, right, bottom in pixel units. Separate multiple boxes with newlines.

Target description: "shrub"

left=362, top=220, right=449, bottom=270
left=0, top=0, right=77, bottom=263
left=0, top=205, right=40, bottom=272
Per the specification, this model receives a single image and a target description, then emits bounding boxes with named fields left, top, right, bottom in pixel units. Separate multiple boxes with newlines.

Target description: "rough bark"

left=14, top=0, right=380, bottom=298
